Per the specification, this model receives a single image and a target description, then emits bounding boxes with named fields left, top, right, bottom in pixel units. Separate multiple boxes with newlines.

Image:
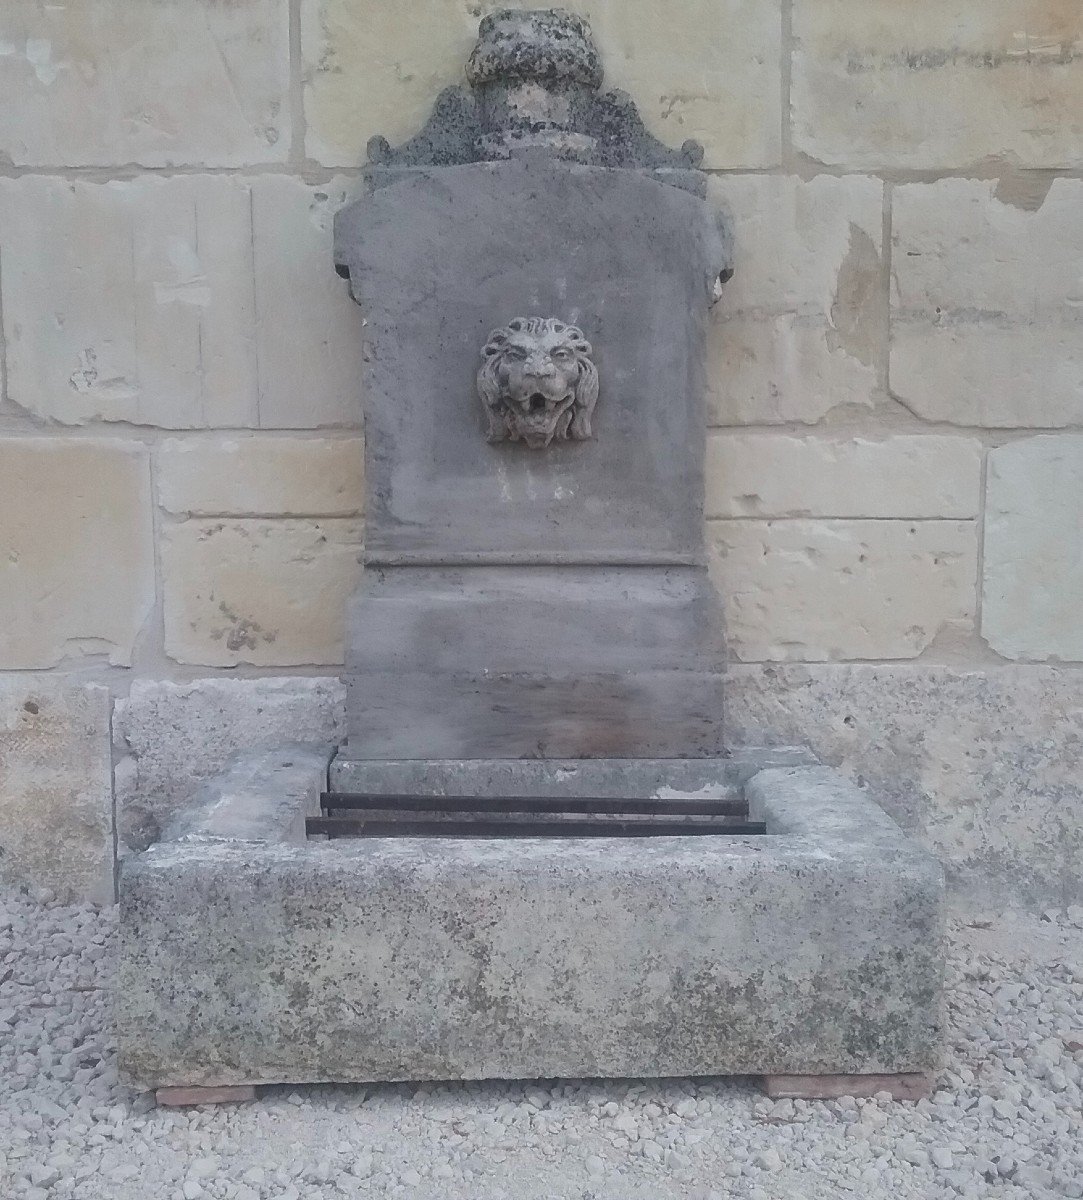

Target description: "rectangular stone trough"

left=117, top=746, right=944, bottom=1093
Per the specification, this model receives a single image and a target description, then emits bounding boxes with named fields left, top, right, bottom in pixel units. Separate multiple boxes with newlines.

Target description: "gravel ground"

left=1, top=888, right=1082, bottom=1200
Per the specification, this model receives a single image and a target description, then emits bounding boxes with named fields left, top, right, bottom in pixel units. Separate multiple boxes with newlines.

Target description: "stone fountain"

left=117, top=10, right=943, bottom=1105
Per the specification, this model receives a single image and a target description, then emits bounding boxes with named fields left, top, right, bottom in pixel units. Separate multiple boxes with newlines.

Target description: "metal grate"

left=310, top=792, right=767, bottom=839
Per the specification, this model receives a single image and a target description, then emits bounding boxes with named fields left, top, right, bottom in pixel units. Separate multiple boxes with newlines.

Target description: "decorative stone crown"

left=466, top=9, right=603, bottom=89
left=365, top=7, right=704, bottom=171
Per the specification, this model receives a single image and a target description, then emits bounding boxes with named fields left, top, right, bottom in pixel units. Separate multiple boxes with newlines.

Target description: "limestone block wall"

left=0, top=0, right=1080, bottom=910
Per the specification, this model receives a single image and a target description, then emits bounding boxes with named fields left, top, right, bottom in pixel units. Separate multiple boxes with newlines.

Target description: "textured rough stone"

left=367, top=8, right=706, bottom=172
left=0, top=438, right=153, bottom=668
left=983, top=436, right=1083, bottom=661
left=0, top=0, right=289, bottom=166
left=166, top=745, right=332, bottom=848
left=118, top=764, right=943, bottom=1088
left=113, top=678, right=346, bottom=855
left=0, top=677, right=113, bottom=903
left=0, top=175, right=362, bottom=428
left=726, top=664, right=1083, bottom=910
left=706, top=435, right=982, bottom=519
left=792, top=0, right=1083, bottom=169
left=157, top=437, right=364, bottom=517
left=708, top=520, right=976, bottom=661
left=891, top=179, right=1083, bottom=427
left=706, top=175, right=885, bottom=425
left=302, top=0, right=782, bottom=169
left=162, top=519, right=363, bottom=667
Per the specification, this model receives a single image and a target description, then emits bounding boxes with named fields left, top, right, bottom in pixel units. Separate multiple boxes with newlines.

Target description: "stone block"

left=301, top=0, right=782, bottom=169
left=250, top=176, right=365, bottom=429
left=0, top=0, right=289, bottom=166
left=726, top=664, right=1083, bottom=911
left=113, top=678, right=346, bottom=855
left=983, top=436, right=1083, bottom=660
left=0, top=438, right=153, bottom=668
left=118, top=763, right=943, bottom=1089
left=161, top=519, right=363, bottom=667
left=0, top=677, right=113, bottom=903
left=708, top=519, right=976, bottom=661
left=706, top=435, right=981, bottom=519
left=792, top=0, right=1083, bottom=169
left=0, top=175, right=362, bottom=429
left=157, top=437, right=364, bottom=517
left=891, top=179, right=1083, bottom=427
left=166, top=745, right=332, bottom=848
left=706, top=175, right=885, bottom=425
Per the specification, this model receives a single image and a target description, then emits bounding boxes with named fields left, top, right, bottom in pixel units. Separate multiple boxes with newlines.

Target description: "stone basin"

left=117, top=746, right=944, bottom=1093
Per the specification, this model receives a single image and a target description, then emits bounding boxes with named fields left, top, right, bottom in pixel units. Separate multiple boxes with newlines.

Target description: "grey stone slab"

left=726, top=664, right=1083, bottom=911
left=113, top=677, right=345, bottom=856
left=334, top=159, right=726, bottom=564
left=330, top=750, right=814, bottom=797
left=344, top=670, right=726, bottom=759
left=164, top=744, right=332, bottom=848
left=118, top=761, right=943, bottom=1089
left=344, top=564, right=726, bottom=757
left=0, top=676, right=114, bottom=904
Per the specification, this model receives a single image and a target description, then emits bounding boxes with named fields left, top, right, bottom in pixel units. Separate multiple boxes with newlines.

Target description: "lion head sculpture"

left=477, top=317, right=599, bottom=449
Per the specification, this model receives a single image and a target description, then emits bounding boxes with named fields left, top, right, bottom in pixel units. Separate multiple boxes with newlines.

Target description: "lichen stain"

left=827, top=224, right=883, bottom=368
left=212, top=601, right=277, bottom=653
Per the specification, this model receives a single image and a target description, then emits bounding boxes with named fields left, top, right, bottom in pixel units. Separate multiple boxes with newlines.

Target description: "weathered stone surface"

left=0, top=677, right=113, bottom=903
left=330, top=749, right=814, bottom=797
left=302, top=0, right=782, bottom=169
left=113, top=678, right=346, bottom=855
left=891, top=179, right=1083, bottom=427
left=157, top=437, right=364, bottom=517
left=162, top=519, right=363, bottom=667
left=726, top=664, right=1083, bottom=910
left=983, top=436, right=1083, bottom=661
left=336, top=160, right=725, bottom=563
left=369, top=8, right=706, bottom=172
left=708, top=520, right=976, bottom=661
left=250, top=176, right=365, bottom=429
left=0, top=438, right=153, bottom=668
left=706, top=175, right=885, bottom=425
left=118, top=764, right=943, bottom=1088
left=0, top=0, right=289, bottom=166
left=792, top=1, right=1083, bottom=169
left=706, top=435, right=982, bottom=519
left=344, top=565, right=726, bottom=759
left=0, top=175, right=361, bottom=428
left=166, top=745, right=332, bottom=848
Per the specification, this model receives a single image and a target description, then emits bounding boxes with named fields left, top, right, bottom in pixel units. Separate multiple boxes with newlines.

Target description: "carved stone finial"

left=466, top=9, right=603, bottom=88
left=477, top=317, right=599, bottom=449
left=365, top=7, right=704, bottom=173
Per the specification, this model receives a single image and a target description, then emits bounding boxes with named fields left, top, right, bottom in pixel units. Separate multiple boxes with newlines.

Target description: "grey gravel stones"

left=3, top=887, right=1083, bottom=1198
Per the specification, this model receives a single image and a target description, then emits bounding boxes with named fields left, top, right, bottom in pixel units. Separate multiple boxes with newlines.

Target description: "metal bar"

left=306, top=817, right=767, bottom=838
left=321, top=792, right=746, bottom=817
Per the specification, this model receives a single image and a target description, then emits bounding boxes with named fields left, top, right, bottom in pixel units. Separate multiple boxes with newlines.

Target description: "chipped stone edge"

left=161, top=743, right=332, bottom=848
